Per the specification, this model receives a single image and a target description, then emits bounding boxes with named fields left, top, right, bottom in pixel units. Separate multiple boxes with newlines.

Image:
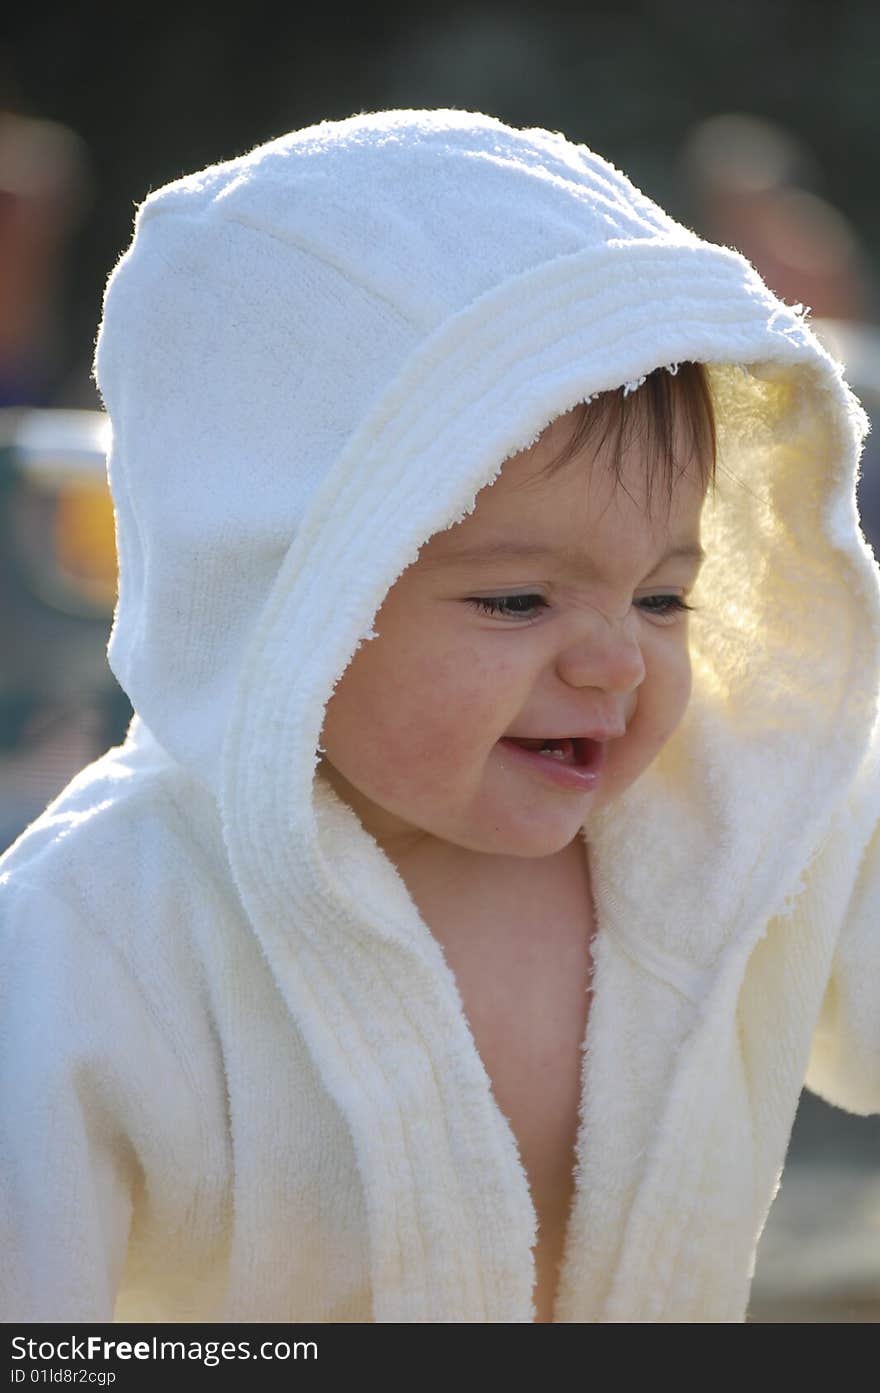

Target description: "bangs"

left=536, top=361, right=717, bottom=518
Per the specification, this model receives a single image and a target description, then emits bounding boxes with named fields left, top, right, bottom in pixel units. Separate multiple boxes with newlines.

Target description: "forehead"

left=422, top=405, right=707, bottom=564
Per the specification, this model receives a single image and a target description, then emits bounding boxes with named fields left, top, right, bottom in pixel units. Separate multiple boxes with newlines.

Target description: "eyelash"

left=466, top=594, right=696, bottom=622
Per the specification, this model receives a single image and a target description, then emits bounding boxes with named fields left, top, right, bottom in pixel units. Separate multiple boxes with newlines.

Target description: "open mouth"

left=502, top=736, right=597, bottom=767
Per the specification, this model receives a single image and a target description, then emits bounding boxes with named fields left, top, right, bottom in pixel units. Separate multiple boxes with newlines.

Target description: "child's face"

left=318, top=406, right=707, bottom=865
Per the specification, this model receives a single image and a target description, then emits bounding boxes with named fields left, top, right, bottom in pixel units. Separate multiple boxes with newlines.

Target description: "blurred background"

left=2, top=0, right=879, bottom=1321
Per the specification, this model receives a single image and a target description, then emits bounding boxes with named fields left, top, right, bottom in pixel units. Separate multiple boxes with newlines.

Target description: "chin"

left=473, top=811, right=587, bottom=860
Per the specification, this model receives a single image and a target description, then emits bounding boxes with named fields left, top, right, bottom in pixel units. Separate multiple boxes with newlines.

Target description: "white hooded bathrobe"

left=1, top=109, right=879, bottom=1322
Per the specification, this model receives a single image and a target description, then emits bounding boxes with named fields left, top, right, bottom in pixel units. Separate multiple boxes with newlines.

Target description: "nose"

left=555, top=609, right=646, bottom=695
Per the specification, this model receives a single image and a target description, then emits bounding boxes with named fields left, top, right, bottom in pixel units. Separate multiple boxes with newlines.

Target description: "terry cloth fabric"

left=1, top=108, right=879, bottom=1323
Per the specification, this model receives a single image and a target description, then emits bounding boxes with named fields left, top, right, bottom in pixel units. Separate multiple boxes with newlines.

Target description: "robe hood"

left=92, top=109, right=880, bottom=1320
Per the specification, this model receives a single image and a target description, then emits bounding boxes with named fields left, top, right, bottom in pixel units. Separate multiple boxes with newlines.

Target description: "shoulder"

left=0, top=730, right=239, bottom=1023
left=2, top=722, right=222, bottom=891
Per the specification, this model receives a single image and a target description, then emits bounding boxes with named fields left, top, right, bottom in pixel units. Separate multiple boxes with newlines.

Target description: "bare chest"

left=402, top=839, right=596, bottom=1322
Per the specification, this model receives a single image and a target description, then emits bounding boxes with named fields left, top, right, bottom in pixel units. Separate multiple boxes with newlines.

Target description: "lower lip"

left=496, top=738, right=606, bottom=792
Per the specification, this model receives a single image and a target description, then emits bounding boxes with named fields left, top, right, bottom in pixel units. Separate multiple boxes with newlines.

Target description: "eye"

left=636, top=595, right=695, bottom=622
left=466, top=594, right=548, bottom=620
left=466, top=593, right=696, bottom=624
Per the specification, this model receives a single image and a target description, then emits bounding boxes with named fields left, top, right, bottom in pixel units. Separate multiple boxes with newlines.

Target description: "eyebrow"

left=422, top=538, right=706, bottom=573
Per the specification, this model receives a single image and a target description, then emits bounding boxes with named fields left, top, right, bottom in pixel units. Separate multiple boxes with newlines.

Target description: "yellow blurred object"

left=52, top=478, right=118, bottom=609
left=0, top=406, right=117, bottom=617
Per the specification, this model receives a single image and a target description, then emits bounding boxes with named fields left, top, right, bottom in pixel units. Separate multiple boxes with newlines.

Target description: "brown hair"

left=535, top=360, right=717, bottom=520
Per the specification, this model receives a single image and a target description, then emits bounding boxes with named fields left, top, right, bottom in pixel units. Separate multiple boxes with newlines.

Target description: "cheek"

left=319, top=630, right=517, bottom=793
left=601, top=639, right=691, bottom=802
left=635, top=637, right=693, bottom=747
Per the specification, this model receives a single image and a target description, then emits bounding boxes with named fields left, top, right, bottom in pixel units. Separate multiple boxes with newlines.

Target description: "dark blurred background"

left=5, top=0, right=880, bottom=411
left=2, top=0, right=879, bottom=1321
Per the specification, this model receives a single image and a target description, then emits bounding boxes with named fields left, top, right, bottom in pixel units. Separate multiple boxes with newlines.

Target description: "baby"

left=1, top=109, right=878, bottom=1324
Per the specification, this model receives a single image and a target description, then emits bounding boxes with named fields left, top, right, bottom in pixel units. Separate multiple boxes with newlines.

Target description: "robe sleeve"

left=805, top=756, right=880, bottom=1116
left=0, top=876, right=189, bottom=1320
